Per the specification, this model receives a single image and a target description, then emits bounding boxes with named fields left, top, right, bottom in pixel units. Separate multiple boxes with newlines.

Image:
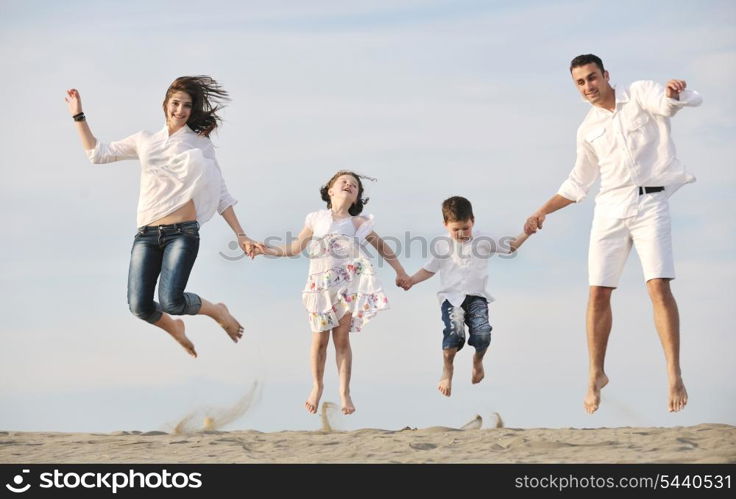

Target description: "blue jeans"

left=441, top=295, right=492, bottom=352
left=127, top=221, right=202, bottom=324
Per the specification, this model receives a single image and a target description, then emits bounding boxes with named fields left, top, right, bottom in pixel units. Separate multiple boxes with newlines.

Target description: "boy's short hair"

left=442, top=196, right=474, bottom=223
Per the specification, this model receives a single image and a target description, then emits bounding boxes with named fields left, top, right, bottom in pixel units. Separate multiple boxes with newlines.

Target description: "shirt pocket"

left=585, top=126, right=606, bottom=143
left=622, top=109, right=654, bottom=153
left=585, top=126, right=609, bottom=156
left=626, top=111, right=650, bottom=132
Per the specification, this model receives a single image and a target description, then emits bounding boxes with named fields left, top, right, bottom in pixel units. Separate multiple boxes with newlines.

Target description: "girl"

left=65, top=76, right=263, bottom=358
left=257, top=171, right=409, bottom=414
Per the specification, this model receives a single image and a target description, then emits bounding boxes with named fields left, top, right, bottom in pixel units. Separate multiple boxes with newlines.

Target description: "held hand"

left=396, top=274, right=413, bottom=291
left=524, top=212, right=546, bottom=235
left=665, top=79, right=686, bottom=99
left=395, top=272, right=407, bottom=289
left=250, top=245, right=264, bottom=258
left=65, top=88, right=83, bottom=116
left=238, top=235, right=266, bottom=259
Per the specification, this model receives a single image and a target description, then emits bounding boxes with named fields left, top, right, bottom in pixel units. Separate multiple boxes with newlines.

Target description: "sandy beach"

left=1, top=423, right=733, bottom=464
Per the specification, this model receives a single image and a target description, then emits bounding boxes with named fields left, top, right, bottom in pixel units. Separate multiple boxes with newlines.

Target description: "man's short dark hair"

left=442, top=196, right=474, bottom=223
left=570, top=54, right=605, bottom=74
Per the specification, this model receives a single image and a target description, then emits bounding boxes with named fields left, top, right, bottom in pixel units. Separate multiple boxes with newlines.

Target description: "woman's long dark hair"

left=163, top=76, right=229, bottom=137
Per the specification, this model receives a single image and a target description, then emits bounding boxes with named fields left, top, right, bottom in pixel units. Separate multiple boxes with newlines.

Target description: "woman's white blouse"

left=86, top=125, right=237, bottom=227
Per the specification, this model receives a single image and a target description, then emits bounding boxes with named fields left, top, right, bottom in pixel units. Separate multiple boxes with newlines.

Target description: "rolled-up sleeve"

left=201, top=141, right=237, bottom=214
left=635, top=80, right=703, bottom=118
left=217, top=175, right=238, bottom=214
left=85, top=132, right=139, bottom=164
left=557, top=130, right=600, bottom=202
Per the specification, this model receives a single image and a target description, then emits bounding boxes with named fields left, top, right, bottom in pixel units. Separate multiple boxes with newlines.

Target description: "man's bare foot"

left=168, top=319, right=197, bottom=358
left=584, top=372, right=609, bottom=414
left=668, top=378, right=688, bottom=412
left=472, top=357, right=485, bottom=384
left=305, top=384, right=323, bottom=414
left=214, top=303, right=244, bottom=342
left=341, top=393, right=356, bottom=415
left=438, top=365, right=453, bottom=397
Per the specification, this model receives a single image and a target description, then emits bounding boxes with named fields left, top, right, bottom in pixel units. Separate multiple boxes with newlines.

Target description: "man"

left=524, top=54, right=701, bottom=414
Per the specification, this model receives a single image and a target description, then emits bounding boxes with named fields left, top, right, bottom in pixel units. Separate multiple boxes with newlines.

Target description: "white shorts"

left=588, top=194, right=675, bottom=287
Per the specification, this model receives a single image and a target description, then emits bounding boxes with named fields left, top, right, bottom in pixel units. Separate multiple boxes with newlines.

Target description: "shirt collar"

left=162, top=123, right=192, bottom=138
left=613, top=84, right=630, bottom=105
left=451, top=234, right=474, bottom=246
left=590, top=83, right=628, bottom=115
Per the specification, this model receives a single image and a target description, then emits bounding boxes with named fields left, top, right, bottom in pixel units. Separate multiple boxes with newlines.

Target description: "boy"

left=400, top=196, right=529, bottom=396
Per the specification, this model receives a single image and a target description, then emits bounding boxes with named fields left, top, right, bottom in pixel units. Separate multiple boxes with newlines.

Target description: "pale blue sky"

left=0, top=0, right=734, bottom=434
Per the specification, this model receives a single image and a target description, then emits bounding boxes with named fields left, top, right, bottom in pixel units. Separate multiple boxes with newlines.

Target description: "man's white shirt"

left=558, top=80, right=702, bottom=219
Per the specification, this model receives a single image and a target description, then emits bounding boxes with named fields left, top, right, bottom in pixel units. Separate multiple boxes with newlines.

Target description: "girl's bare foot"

left=214, top=303, right=244, bottom=342
left=305, top=384, right=323, bottom=414
left=168, top=319, right=197, bottom=358
left=341, top=393, right=356, bottom=415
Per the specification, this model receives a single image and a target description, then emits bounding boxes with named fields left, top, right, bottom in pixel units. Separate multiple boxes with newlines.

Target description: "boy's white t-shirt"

left=423, top=231, right=512, bottom=307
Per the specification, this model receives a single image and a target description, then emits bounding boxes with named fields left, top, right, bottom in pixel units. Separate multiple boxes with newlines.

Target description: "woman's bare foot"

left=583, top=372, right=609, bottom=414
left=168, top=319, right=197, bottom=358
left=214, top=303, right=244, bottom=342
left=305, top=384, right=323, bottom=414
left=341, top=393, right=356, bottom=415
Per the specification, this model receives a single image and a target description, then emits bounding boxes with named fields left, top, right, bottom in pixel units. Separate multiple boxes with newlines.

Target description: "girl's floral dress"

left=302, top=209, right=389, bottom=332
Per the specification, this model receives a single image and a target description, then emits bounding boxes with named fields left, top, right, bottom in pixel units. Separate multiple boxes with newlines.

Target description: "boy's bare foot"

left=472, top=356, right=485, bottom=384
left=168, top=319, right=197, bottom=358
left=438, top=365, right=453, bottom=397
left=214, top=303, right=244, bottom=342
left=341, top=393, right=356, bottom=415
left=583, top=372, right=609, bottom=414
left=668, top=377, right=688, bottom=412
left=305, top=384, right=323, bottom=414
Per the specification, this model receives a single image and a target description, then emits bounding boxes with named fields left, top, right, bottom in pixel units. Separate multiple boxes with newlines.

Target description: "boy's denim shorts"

left=441, top=295, right=492, bottom=352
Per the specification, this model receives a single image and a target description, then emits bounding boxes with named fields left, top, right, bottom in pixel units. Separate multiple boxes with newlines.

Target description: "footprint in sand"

left=409, top=443, right=438, bottom=450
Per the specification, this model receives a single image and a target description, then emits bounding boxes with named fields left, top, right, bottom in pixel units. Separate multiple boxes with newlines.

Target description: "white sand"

left=1, top=424, right=734, bottom=463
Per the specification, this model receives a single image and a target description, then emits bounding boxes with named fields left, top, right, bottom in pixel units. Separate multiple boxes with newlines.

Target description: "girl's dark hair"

left=320, top=170, right=374, bottom=216
left=163, top=76, right=229, bottom=137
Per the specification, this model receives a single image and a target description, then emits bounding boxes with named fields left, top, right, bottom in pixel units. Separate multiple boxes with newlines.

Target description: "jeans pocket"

left=181, top=227, right=200, bottom=239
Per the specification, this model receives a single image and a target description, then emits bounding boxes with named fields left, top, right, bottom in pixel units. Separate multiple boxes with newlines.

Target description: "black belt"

left=638, top=186, right=664, bottom=195
left=137, top=221, right=199, bottom=234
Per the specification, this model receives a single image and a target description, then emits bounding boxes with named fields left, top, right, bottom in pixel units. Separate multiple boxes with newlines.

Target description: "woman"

left=65, top=76, right=262, bottom=358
